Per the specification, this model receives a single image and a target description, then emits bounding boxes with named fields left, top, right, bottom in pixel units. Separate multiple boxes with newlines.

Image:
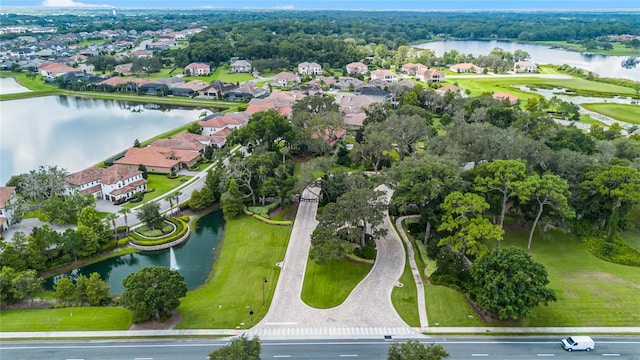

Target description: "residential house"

left=401, top=63, right=428, bottom=76
left=245, top=91, right=305, bottom=118
left=185, top=62, right=211, bottom=76
left=333, top=76, right=364, bottom=91
left=199, top=114, right=248, bottom=136
left=230, top=59, right=252, bottom=73
left=114, top=63, right=133, bottom=75
left=308, top=76, right=336, bottom=88
left=96, top=76, right=153, bottom=92
left=0, top=187, right=17, bottom=236
left=150, top=132, right=212, bottom=152
left=449, top=63, right=484, bottom=74
left=416, top=68, right=445, bottom=83
left=271, top=72, right=301, bottom=87
left=298, top=62, right=322, bottom=75
left=292, top=84, right=323, bottom=96
left=336, top=94, right=378, bottom=128
left=130, top=50, right=153, bottom=58
left=138, top=82, right=169, bottom=96
left=37, top=61, right=76, bottom=78
left=171, top=80, right=214, bottom=97
left=370, top=69, right=398, bottom=83
left=208, top=80, right=238, bottom=99
left=115, top=146, right=201, bottom=174
left=227, top=82, right=267, bottom=101
left=492, top=92, right=519, bottom=104
left=514, top=61, right=538, bottom=73
left=345, top=62, right=369, bottom=75
left=356, top=86, right=393, bottom=102
left=436, top=84, right=466, bottom=97
left=65, top=166, right=148, bottom=203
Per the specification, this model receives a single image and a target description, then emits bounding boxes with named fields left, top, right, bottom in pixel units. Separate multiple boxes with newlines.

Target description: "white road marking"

left=265, top=322, right=297, bottom=326
left=537, top=354, right=555, bottom=357
left=602, top=354, right=621, bottom=357
left=339, top=355, right=358, bottom=357
left=134, top=358, right=153, bottom=360
left=471, top=354, right=489, bottom=357
left=273, top=356, right=292, bottom=358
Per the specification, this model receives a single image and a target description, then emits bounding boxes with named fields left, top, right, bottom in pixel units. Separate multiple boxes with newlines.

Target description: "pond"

left=0, top=94, right=218, bottom=185
left=46, top=210, right=225, bottom=294
left=0, top=77, right=30, bottom=95
left=415, top=40, right=640, bottom=81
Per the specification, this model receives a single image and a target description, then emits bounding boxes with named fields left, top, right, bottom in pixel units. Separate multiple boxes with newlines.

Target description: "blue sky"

left=1, top=0, right=638, bottom=10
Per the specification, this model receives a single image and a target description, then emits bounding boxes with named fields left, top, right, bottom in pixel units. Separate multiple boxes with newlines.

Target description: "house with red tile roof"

left=115, top=146, right=201, bottom=174
left=345, top=62, right=369, bottom=75
left=492, top=92, right=519, bottom=104
left=0, top=187, right=17, bottom=235
left=65, top=166, right=147, bottom=203
left=199, top=114, right=248, bottom=136
left=38, top=61, right=77, bottom=78
left=401, top=63, right=428, bottom=75
left=416, top=68, right=445, bottom=83
left=150, top=132, right=212, bottom=152
left=185, top=62, right=211, bottom=76
left=436, top=84, right=465, bottom=97
left=449, top=63, right=484, bottom=74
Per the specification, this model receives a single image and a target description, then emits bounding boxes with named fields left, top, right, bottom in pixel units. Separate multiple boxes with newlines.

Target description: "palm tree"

left=118, top=208, right=132, bottom=235
left=173, top=191, right=183, bottom=215
left=164, top=194, right=174, bottom=216
left=105, top=213, right=118, bottom=245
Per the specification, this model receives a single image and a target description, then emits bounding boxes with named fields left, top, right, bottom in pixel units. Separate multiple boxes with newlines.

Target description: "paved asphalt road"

left=1, top=336, right=639, bottom=360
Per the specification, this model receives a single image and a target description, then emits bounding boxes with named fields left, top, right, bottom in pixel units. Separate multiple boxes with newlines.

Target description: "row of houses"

left=449, top=61, right=538, bottom=73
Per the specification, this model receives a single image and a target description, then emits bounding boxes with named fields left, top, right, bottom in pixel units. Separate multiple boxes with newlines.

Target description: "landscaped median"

left=127, top=217, right=190, bottom=249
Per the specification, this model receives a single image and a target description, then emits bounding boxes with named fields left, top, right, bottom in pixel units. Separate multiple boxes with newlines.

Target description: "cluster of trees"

left=0, top=206, right=112, bottom=272
left=54, top=272, right=110, bottom=307
left=0, top=267, right=42, bottom=306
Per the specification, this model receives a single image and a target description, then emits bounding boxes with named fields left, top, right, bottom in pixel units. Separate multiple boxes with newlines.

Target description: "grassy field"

left=391, top=250, right=419, bottom=326
left=176, top=215, right=292, bottom=329
left=182, top=67, right=255, bottom=83
left=424, top=285, right=486, bottom=327
left=619, top=231, right=640, bottom=252
left=577, top=114, right=608, bottom=127
left=301, top=258, right=371, bottom=309
left=0, top=307, right=132, bottom=332
left=136, top=174, right=193, bottom=204
left=581, top=103, right=640, bottom=125
left=450, top=76, right=638, bottom=101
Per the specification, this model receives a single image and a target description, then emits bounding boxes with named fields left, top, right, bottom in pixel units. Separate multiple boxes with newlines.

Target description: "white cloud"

left=42, top=0, right=111, bottom=7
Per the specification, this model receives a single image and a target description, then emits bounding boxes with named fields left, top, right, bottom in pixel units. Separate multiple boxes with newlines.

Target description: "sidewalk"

left=2, top=327, right=639, bottom=340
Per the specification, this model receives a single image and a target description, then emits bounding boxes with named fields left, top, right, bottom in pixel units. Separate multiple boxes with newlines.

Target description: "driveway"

left=248, top=185, right=422, bottom=339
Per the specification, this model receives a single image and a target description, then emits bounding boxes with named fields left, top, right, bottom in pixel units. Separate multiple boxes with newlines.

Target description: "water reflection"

left=0, top=95, right=218, bottom=185
left=46, top=211, right=224, bottom=294
left=415, top=40, right=640, bottom=81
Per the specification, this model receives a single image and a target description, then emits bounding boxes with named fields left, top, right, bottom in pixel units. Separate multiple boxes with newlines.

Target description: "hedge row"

left=581, top=236, right=640, bottom=267
left=128, top=217, right=189, bottom=246
left=242, top=207, right=292, bottom=226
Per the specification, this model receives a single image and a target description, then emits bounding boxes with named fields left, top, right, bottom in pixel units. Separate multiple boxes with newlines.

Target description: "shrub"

left=581, top=236, right=640, bottom=267
left=358, top=245, right=377, bottom=260
left=162, top=225, right=174, bottom=234
left=247, top=201, right=281, bottom=218
left=128, top=218, right=189, bottom=246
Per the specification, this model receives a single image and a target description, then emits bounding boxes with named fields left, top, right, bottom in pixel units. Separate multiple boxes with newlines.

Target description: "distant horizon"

left=0, top=0, right=637, bottom=11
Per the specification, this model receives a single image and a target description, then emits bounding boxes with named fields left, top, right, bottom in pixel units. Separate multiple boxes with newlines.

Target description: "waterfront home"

left=449, top=62, right=484, bottom=74
left=150, top=132, right=212, bottom=152
left=37, top=61, right=77, bottom=78
left=65, top=166, right=148, bottom=203
left=115, top=146, right=201, bottom=174
left=514, top=61, right=538, bottom=73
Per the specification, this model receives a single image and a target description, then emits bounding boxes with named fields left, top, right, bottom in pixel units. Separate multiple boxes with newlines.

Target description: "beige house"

left=185, top=62, right=211, bottom=76
left=230, top=60, right=252, bottom=73
left=514, top=61, right=538, bottom=73
left=449, top=63, right=484, bottom=74
left=271, top=72, right=301, bottom=87
left=345, top=62, right=369, bottom=75
left=370, top=69, right=398, bottom=83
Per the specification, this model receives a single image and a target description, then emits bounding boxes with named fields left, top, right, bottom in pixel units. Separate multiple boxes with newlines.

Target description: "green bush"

left=162, top=225, right=174, bottom=234
left=358, top=245, right=377, bottom=260
left=179, top=215, right=190, bottom=222
left=581, top=236, right=640, bottom=267
left=247, top=201, right=281, bottom=218
left=241, top=207, right=292, bottom=226
left=129, top=218, right=189, bottom=246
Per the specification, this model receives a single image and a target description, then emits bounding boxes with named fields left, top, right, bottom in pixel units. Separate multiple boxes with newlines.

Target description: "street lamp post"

left=262, top=277, right=268, bottom=305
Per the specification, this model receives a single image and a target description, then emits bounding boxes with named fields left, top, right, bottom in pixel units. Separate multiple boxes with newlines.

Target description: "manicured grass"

left=504, top=229, right=640, bottom=326
left=301, top=257, right=371, bottom=309
left=577, top=114, right=608, bottom=127
left=581, top=103, right=640, bottom=125
left=391, top=250, right=419, bottom=326
left=0, top=307, right=132, bottom=331
left=619, top=231, right=640, bottom=252
left=424, top=285, right=486, bottom=327
left=452, top=76, right=637, bottom=100
left=140, top=174, right=192, bottom=201
left=176, top=215, right=292, bottom=329
left=146, top=67, right=181, bottom=80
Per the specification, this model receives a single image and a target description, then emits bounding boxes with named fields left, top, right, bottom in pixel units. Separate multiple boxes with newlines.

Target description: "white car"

left=561, top=336, right=595, bottom=352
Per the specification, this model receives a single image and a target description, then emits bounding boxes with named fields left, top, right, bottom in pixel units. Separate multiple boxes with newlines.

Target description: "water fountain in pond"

left=169, top=247, right=179, bottom=271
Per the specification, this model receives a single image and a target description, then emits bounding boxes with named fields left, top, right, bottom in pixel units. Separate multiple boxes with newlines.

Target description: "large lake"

left=0, top=94, right=208, bottom=185
left=415, top=40, right=639, bottom=81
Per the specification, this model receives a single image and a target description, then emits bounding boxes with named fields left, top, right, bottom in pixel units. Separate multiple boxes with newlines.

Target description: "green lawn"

left=141, top=174, right=193, bottom=201
left=581, top=103, right=640, bottom=125
left=301, top=257, right=371, bottom=309
left=425, top=285, right=486, bottom=327
left=391, top=251, right=419, bottom=326
left=619, top=231, right=640, bottom=252
left=0, top=307, right=132, bottom=332
left=506, top=229, right=640, bottom=326
left=577, top=114, right=608, bottom=127
left=176, top=215, right=292, bottom=329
